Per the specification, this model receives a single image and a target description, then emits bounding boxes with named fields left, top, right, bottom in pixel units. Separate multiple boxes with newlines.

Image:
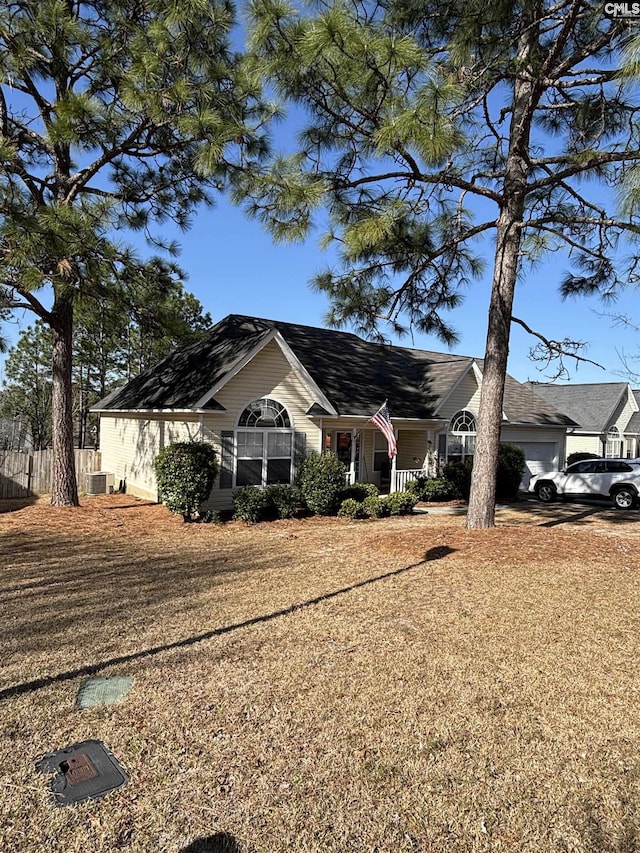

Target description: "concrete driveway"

left=424, top=494, right=640, bottom=531
left=496, top=494, right=640, bottom=531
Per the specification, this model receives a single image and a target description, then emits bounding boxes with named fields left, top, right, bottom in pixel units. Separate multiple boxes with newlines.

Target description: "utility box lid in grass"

left=35, top=739, right=128, bottom=806
left=76, top=676, right=133, bottom=709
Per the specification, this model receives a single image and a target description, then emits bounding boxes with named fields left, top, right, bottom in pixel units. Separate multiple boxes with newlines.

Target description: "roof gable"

left=619, top=389, right=640, bottom=435
left=92, top=315, right=270, bottom=412
left=530, top=382, right=630, bottom=433
left=93, top=314, right=575, bottom=427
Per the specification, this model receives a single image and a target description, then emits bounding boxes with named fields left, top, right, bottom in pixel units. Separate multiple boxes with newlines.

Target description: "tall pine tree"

left=2, top=275, right=212, bottom=450
left=241, top=0, right=640, bottom=527
left=0, top=0, right=268, bottom=505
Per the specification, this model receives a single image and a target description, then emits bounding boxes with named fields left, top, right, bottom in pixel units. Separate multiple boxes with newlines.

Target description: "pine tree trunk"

left=466, top=22, right=538, bottom=529
left=50, top=288, right=79, bottom=506
left=466, top=214, right=522, bottom=528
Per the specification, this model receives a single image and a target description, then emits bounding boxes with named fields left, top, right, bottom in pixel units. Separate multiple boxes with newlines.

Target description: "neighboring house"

left=530, top=382, right=640, bottom=462
left=0, top=416, right=32, bottom=451
left=93, top=314, right=576, bottom=508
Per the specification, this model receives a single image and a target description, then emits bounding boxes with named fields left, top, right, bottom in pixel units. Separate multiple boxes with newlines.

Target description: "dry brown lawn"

left=1, top=495, right=640, bottom=853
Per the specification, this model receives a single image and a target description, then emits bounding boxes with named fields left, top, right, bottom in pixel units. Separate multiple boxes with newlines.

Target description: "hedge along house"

left=93, top=314, right=577, bottom=508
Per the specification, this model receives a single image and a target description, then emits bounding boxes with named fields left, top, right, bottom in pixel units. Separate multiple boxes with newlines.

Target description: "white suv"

left=529, top=458, right=640, bottom=509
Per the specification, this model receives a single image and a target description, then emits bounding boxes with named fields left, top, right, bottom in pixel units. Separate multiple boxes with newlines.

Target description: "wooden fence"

left=0, top=449, right=102, bottom=498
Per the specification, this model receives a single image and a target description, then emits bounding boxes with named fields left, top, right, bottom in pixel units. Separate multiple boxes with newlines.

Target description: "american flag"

left=369, top=401, right=397, bottom=458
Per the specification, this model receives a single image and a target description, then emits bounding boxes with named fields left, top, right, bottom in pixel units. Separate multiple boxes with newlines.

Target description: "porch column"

left=390, top=429, right=398, bottom=492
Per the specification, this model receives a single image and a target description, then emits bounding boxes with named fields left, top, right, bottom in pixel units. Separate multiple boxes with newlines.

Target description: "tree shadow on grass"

left=505, top=499, right=640, bottom=528
left=180, top=833, right=242, bottom=853
left=578, top=795, right=639, bottom=852
left=0, top=496, right=38, bottom=513
left=539, top=507, right=603, bottom=528
left=0, top=546, right=456, bottom=702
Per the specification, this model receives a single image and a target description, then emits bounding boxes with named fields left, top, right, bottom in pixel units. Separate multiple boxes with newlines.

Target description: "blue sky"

left=1, top=23, right=639, bottom=390
left=2, top=188, right=639, bottom=388
left=115, top=195, right=640, bottom=386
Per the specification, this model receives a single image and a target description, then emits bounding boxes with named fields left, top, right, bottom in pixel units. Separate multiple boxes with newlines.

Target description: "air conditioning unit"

left=86, top=472, right=115, bottom=495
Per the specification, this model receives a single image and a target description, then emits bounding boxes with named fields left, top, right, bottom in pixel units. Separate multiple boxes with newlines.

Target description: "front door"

left=329, top=431, right=358, bottom=482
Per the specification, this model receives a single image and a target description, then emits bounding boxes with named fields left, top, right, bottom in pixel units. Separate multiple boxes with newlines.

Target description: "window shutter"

left=293, top=431, right=307, bottom=480
left=219, top=431, right=234, bottom=489
left=437, top=433, right=447, bottom=474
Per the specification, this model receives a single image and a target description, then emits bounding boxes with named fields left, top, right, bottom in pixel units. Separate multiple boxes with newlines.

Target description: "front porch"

left=345, top=466, right=427, bottom=494
left=327, top=425, right=442, bottom=494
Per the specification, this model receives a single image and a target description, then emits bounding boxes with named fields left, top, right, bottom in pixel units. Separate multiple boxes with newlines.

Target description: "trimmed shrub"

left=154, top=441, right=218, bottom=522
left=337, top=498, right=366, bottom=519
left=442, top=445, right=526, bottom=502
left=442, top=459, right=473, bottom=499
left=339, top=482, right=379, bottom=503
left=386, top=491, right=418, bottom=515
left=233, top=484, right=302, bottom=523
left=265, top=484, right=301, bottom=519
left=406, top=476, right=428, bottom=498
left=566, top=451, right=600, bottom=468
left=198, top=509, right=222, bottom=524
left=298, top=451, right=347, bottom=515
left=232, top=487, right=272, bottom=523
left=406, top=476, right=458, bottom=502
left=364, top=494, right=391, bottom=518
left=496, top=443, right=526, bottom=501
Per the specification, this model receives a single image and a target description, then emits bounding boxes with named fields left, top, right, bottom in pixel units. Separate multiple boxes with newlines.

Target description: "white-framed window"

left=447, top=410, right=477, bottom=463
left=605, top=426, right=621, bottom=458
left=235, top=398, right=294, bottom=487
left=238, top=398, right=291, bottom=428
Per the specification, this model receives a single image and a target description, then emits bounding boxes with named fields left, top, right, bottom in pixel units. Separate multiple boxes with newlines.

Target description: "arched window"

left=447, top=410, right=477, bottom=462
left=605, top=425, right=621, bottom=458
left=238, top=398, right=291, bottom=428
left=235, top=398, right=294, bottom=487
left=450, top=411, right=477, bottom=433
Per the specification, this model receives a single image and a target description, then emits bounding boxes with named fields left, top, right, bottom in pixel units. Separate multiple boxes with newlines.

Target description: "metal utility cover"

left=76, top=676, right=133, bottom=709
left=35, top=739, right=128, bottom=806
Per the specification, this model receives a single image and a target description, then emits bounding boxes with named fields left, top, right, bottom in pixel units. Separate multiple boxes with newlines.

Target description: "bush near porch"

left=436, top=444, right=526, bottom=503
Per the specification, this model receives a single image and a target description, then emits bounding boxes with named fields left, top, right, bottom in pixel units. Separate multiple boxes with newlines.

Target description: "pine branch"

left=512, top=315, right=604, bottom=380
left=0, top=286, right=52, bottom=322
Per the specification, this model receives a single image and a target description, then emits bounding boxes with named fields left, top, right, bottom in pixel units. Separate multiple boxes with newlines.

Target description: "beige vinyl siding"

left=99, top=413, right=202, bottom=500
left=396, top=430, right=430, bottom=470
left=100, top=341, right=325, bottom=511
left=204, top=478, right=233, bottom=511
left=501, top=426, right=565, bottom=445
left=564, top=433, right=603, bottom=459
left=439, top=371, right=481, bottom=420
left=214, top=340, right=318, bottom=441
left=611, top=390, right=638, bottom=433
left=203, top=340, right=323, bottom=509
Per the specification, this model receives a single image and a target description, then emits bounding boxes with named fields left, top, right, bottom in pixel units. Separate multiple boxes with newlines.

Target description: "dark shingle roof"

left=530, top=382, right=630, bottom=433
left=502, top=375, right=580, bottom=427
left=93, top=314, right=575, bottom=426
left=93, top=315, right=269, bottom=411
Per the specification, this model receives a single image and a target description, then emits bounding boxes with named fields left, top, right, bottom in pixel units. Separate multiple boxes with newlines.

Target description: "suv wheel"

left=535, top=482, right=556, bottom=503
left=612, top=487, right=636, bottom=510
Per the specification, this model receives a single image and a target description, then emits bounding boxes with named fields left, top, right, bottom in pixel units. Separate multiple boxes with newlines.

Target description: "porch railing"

left=344, top=468, right=426, bottom=492
left=392, top=468, right=425, bottom=493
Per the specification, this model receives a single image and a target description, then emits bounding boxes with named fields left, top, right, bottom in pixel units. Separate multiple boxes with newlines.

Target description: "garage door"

left=509, top=442, right=556, bottom=490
